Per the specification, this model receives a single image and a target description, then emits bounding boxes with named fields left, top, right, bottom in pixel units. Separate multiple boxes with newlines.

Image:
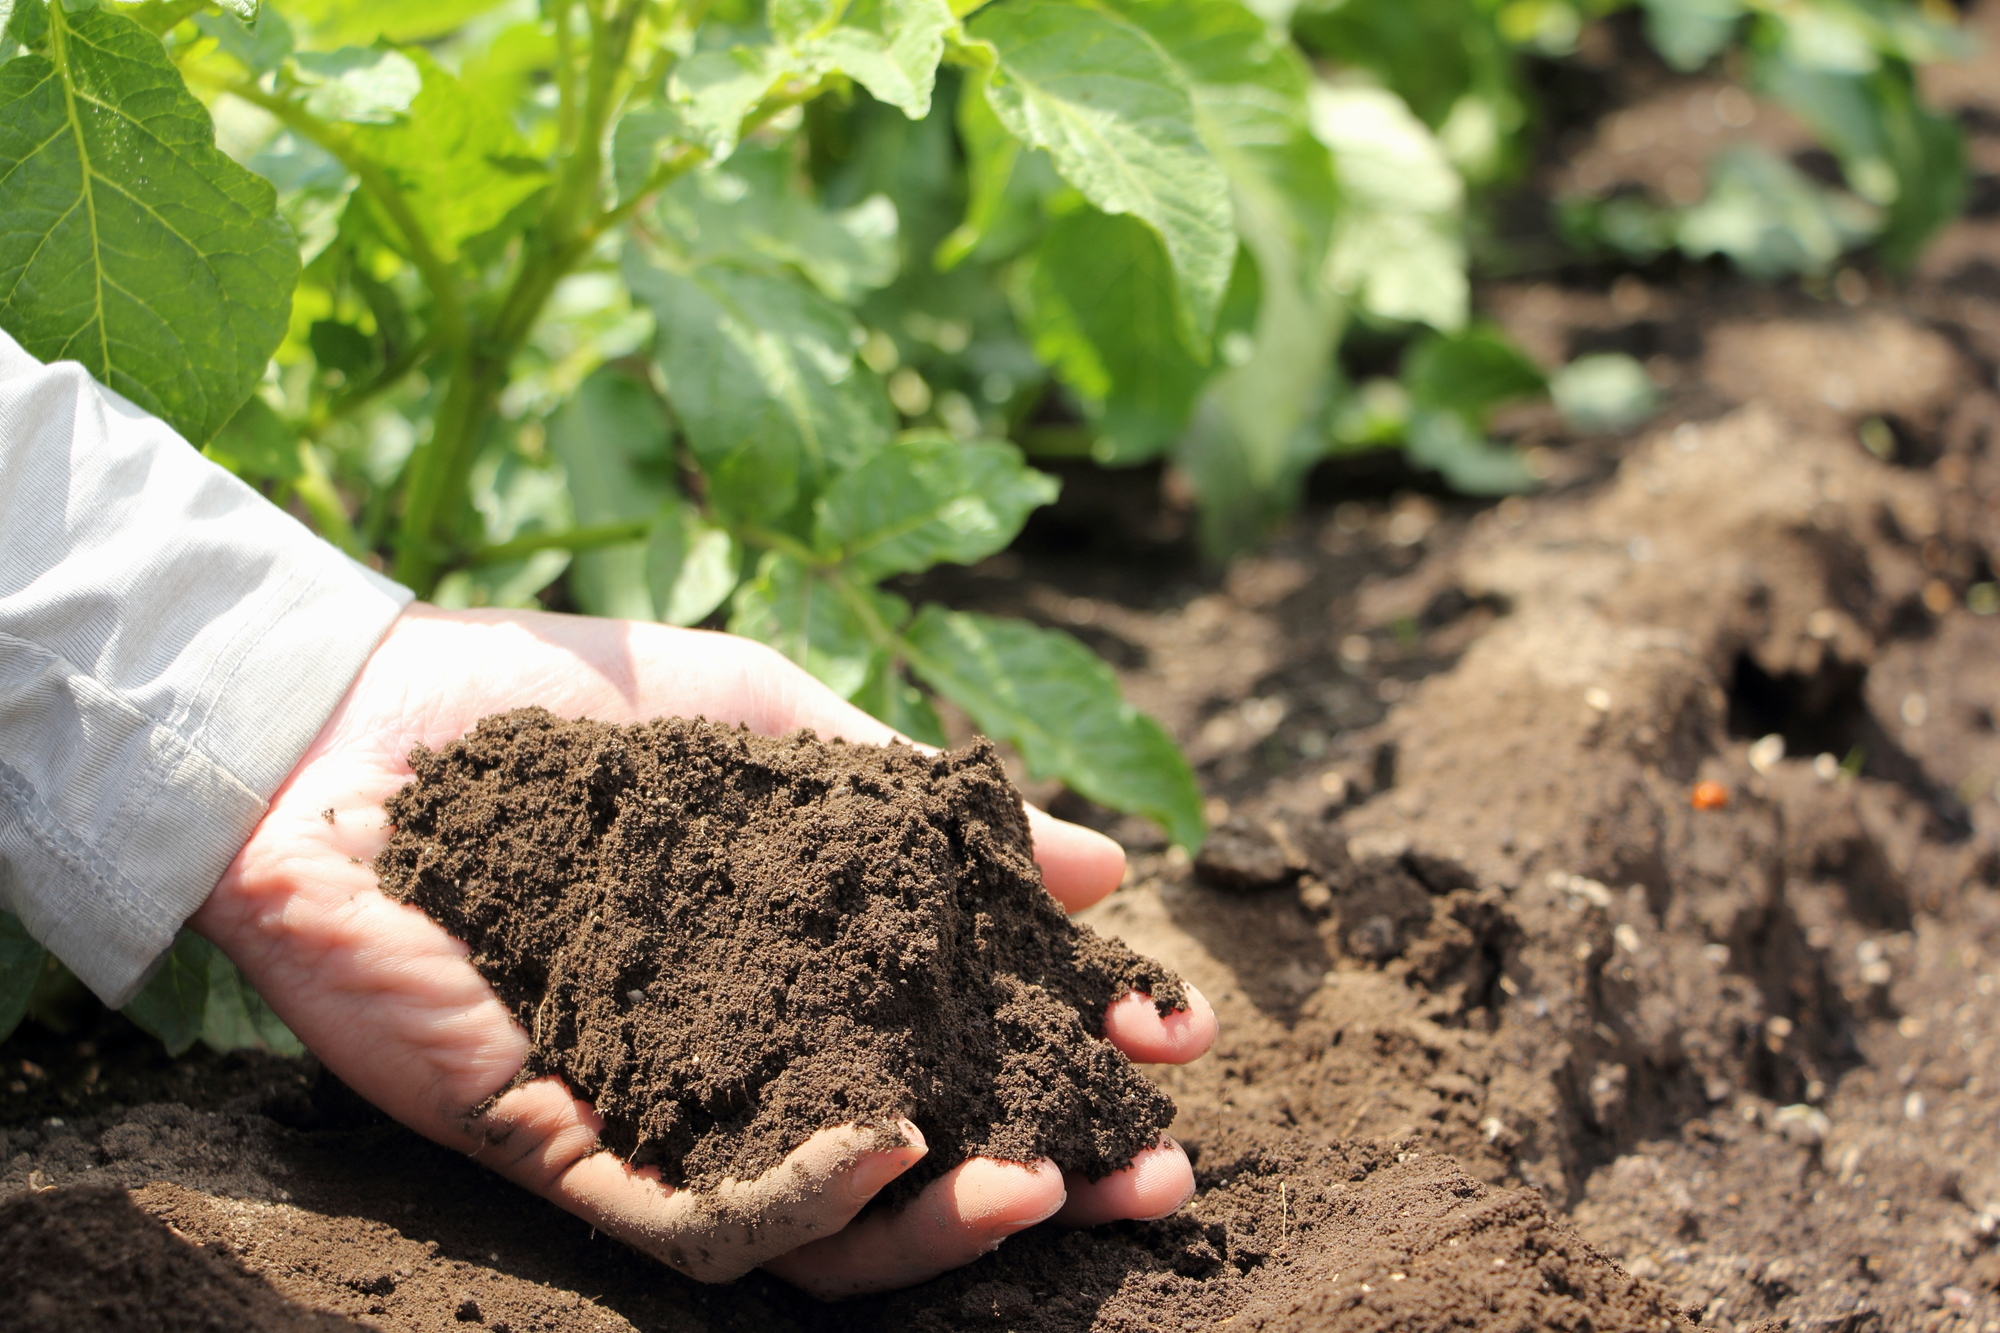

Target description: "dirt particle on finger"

left=374, top=709, right=1184, bottom=1199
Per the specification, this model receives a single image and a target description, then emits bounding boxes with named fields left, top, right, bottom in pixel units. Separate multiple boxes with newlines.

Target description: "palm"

left=190, top=606, right=1216, bottom=1296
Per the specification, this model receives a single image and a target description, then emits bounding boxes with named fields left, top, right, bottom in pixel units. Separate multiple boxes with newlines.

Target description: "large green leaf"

left=0, top=911, right=48, bottom=1045
left=729, top=555, right=905, bottom=699
left=652, top=145, right=899, bottom=304
left=967, top=0, right=1235, bottom=349
left=1309, top=83, right=1467, bottom=332
left=1640, top=0, right=1743, bottom=72
left=1114, top=0, right=1344, bottom=554
left=815, top=432, right=1057, bottom=577
left=903, top=607, right=1204, bottom=850
left=0, top=4, right=299, bottom=445
left=347, top=50, right=547, bottom=261
left=546, top=366, right=676, bottom=621
left=1018, top=208, right=1206, bottom=464
left=1398, top=325, right=1544, bottom=495
left=623, top=248, right=894, bottom=523
left=200, top=954, right=304, bottom=1056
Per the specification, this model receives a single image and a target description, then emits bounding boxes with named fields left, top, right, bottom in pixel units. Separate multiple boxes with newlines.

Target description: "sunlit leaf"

left=291, top=46, right=421, bottom=124
left=203, top=393, right=302, bottom=483
left=791, top=0, right=954, bottom=118
left=1639, top=0, right=1742, bottom=72
left=903, top=607, right=1205, bottom=850
left=276, top=0, right=514, bottom=47
left=0, top=4, right=299, bottom=444
left=1018, top=208, right=1206, bottom=464
left=1309, top=83, right=1467, bottom=331
left=815, top=432, right=1057, bottom=577
left=347, top=50, right=548, bottom=261
left=647, top=505, right=741, bottom=627
left=624, top=248, right=893, bottom=523
left=967, top=0, right=1236, bottom=349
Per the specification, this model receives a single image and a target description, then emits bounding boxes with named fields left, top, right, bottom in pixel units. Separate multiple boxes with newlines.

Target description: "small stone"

left=1747, top=733, right=1785, bottom=774
left=1194, top=816, right=1294, bottom=892
left=455, top=1294, right=483, bottom=1322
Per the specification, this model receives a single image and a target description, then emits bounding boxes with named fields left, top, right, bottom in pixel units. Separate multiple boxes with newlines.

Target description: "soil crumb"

left=374, top=709, right=1185, bottom=1193
left=0, top=1182, right=359, bottom=1332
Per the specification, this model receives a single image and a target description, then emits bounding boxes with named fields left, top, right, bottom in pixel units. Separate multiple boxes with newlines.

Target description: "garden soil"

left=9, top=7, right=2000, bottom=1331
left=372, top=714, right=1182, bottom=1195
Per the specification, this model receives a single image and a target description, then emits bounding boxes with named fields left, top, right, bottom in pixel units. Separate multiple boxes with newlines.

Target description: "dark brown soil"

left=8, top=5, right=2000, bottom=1330
left=374, top=714, right=1182, bottom=1193
left=0, top=1181, right=360, bottom=1331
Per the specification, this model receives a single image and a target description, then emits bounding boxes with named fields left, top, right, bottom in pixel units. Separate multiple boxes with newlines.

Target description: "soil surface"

left=374, top=712, right=1181, bottom=1194
left=9, top=5, right=2000, bottom=1331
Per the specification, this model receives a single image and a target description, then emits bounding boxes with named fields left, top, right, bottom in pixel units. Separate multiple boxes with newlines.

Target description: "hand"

left=190, top=605, right=1218, bottom=1297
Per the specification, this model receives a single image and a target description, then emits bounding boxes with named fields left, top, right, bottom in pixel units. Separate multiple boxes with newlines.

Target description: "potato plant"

left=0, top=0, right=1970, bottom=1051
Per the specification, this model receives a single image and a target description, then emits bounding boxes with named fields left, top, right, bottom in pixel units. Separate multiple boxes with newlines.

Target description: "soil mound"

left=373, top=710, right=1185, bottom=1193
left=0, top=1182, right=359, bottom=1332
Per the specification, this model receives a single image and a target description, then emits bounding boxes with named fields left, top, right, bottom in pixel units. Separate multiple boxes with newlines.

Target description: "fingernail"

left=846, top=1148, right=919, bottom=1202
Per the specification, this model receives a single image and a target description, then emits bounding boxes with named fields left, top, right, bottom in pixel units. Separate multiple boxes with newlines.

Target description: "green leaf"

left=654, top=145, right=899, bottom=304
left=728, top=555, right=904, bottom=699
left=122, top=931, right=211, bottom=1057
left=793, top=0, right=954, bottom=119
left=624, top=247, right=894, bottom=523
left=1404, top=324, right=1545, bottom=419
left=0, top=911, right=49, bottom=1045
left=853, top=651, right=948, bottom=746
left=291, top=46, right=422, bottom=124
left=546, top=366, right=676, bottom=621
left=1639, top=0, right=1743, bottom=72
left=1112, top=0, right=1345, bottom=556
left=935, top=70, right=1022, bottom=268
left=668, top=45, right=784, bottom=159
left=903, top=607, right=1204, bottom=850
left=1399, top=325, right=1543, bottom=496
left=967, top=0, right=1236, bottom=349
left=647, top=505, right=741, bottom=627
left=815, top=432, right=1057, bottom=578
left=0, top=4, right=300, bottom=445
left=1018, top=208, right=1207, bottom=465
left=612, top=104, right=689, bottom=203
left=201, top=953, right=304, bottom=1056
left=1756, top=57, right=1964, bottom=269
left=347, top=49, right=548, bottom=261
left=202, top=392, right=301, bottom=483
left=193, top=6, right=293, bottom=75
left=1676, top=143, right=1879, bottom=277
left=276, top=0, right=514, bottom=46
left=1404, top=408, right=1535, bottom=495
left=1309, top=82, right=1467, bottom=331
left=1551, top=353, right=1658, bottom=434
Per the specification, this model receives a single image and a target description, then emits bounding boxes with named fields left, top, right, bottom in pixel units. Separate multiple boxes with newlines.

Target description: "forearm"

left=0, top=330, right=411, bottom=1005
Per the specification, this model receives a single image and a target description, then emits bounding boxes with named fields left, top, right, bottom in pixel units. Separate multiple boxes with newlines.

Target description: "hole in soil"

left=1726, top=652, right=1970, bottom=839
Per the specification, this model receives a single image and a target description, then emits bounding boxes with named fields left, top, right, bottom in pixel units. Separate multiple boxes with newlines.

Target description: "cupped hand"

left=190, top=605, right=1218, bottom=1297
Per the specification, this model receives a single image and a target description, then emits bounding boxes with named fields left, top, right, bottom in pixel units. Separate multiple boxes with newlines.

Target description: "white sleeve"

left=0, top=329, right=412, bottom=1006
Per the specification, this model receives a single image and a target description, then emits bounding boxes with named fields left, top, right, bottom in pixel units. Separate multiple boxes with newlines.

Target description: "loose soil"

left=373, top=714, right=1182, bottom=1194
left=8, top=6, right=2000, bottom=1331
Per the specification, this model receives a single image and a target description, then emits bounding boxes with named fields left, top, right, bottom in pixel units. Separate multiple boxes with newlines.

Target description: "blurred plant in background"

left=0, top=0, right=1974, bottom=1051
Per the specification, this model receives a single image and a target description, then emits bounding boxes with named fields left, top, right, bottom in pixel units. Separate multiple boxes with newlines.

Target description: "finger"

left=545, top=1119, right=928, bottom=1283
left=1052, top=1139, right=1196, bottom=1227
left=762, top=1156, right=1066, bottom=1298
left=1102, top=984, right=1218, bottom=1065
left=1024, top=805, right=1128, bottom=911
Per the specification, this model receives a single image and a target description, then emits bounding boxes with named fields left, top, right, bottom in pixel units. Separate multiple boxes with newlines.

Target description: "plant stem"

left=468, top=519, right=654, bottom=567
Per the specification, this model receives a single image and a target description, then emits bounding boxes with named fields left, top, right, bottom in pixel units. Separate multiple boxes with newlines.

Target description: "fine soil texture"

left=373, top=714, right=1183, bottom=1194
left=10, top=6, right=2000, bottom=1332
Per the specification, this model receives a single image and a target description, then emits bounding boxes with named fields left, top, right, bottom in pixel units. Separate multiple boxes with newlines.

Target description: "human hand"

left=190, top=605, right=1218, bottom=1297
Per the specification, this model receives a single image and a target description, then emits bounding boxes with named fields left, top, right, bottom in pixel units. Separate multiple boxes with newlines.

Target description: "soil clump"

left=373, top=713, right=1183, bottom=1193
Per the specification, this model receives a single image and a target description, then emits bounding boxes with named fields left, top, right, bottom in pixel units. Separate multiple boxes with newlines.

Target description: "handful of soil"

left=374, top=708, right=1185, bottom=1197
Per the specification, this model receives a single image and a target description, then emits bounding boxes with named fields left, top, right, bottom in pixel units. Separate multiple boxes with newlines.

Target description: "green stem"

left=293, top=443, right=364, bottom=557
left=468, top=519, right=653, bottom=567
